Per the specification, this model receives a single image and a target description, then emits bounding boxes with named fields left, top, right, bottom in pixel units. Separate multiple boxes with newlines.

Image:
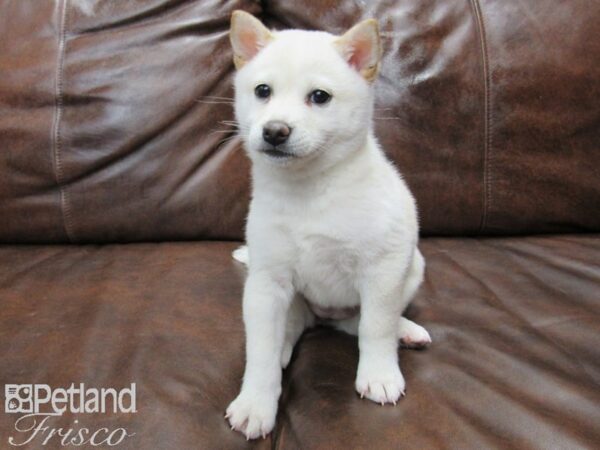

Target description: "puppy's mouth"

left=259, top=147, right=297, bottom=159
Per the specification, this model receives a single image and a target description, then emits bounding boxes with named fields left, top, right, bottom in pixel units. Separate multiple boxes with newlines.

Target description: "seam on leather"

left=470, top=0, right=492, bottom=234
left=52, top=0, right=75, bottom=243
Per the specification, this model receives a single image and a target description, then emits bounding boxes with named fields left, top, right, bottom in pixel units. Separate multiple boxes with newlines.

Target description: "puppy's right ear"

left=230, top=10, right=273, bottom=69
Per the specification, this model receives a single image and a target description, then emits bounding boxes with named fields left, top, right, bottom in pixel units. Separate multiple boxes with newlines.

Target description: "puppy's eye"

left=255, top=84, right=271, bottom=99
left=309, top=89, right=331, bottom=105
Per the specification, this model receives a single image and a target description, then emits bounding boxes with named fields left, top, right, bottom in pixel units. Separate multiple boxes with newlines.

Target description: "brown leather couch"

left=1, top=1, right=599, bottom=449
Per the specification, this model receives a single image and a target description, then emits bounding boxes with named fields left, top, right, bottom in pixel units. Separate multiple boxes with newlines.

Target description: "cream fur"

left=226, top=11, right=431, bottom=440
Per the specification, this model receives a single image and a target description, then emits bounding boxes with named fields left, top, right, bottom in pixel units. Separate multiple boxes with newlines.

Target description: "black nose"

left=263, top=121, right=291, bottom=146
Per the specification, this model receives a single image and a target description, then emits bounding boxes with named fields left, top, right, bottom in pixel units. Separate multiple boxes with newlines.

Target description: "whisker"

left=215, top=134, right=240, bottom=149
left=209, top=129, right=233, bottom=134
left=203, top=95, right=234, bottom=100
left=195, top=99, right=234, bottom=105
left=195, top=95, right=235, bottom=104
left=208, top=127, right=237, bottom=137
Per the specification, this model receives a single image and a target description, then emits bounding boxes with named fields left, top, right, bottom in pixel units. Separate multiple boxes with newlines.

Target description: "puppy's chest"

left=291, top=228, right=363, bottom=311
left=254, top=183, right=400, bottom=312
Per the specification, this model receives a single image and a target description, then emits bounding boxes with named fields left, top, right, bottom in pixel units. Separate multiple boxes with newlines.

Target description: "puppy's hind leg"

left=334, top=250, right=431, bottom=348
left=397, top=250, right=431, bottom=348
left=334, top=316, right=431, bottom=349
left=333, top=315, right=360, bottom=336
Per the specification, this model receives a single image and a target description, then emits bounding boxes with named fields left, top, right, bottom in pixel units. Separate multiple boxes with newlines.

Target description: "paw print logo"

left=5, top=385, right=33, bottom=414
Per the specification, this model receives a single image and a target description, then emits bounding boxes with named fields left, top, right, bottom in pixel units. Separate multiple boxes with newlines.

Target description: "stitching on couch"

left=52, top=0, right=76, bottom=243
left=470, top=0, right=492, bottom=234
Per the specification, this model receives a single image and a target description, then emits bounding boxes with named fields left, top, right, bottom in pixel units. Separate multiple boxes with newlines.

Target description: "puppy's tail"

left=232, top=245, right=249, bottom=265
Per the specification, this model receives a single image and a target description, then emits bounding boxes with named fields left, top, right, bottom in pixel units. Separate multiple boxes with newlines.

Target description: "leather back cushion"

left=1, top=0, right=598, bottom=243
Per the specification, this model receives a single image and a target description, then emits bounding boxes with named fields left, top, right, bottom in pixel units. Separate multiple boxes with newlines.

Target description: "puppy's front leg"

left=226, top=271, right=292, bottom=440
left=356, top=256, right=413, bottom=405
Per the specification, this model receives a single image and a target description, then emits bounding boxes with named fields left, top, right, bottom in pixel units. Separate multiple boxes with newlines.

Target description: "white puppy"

left=225, top=11, right=431, bottom=440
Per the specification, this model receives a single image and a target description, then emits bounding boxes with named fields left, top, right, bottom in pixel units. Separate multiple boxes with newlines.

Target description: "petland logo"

left=4, top=383, right=136, bottom=447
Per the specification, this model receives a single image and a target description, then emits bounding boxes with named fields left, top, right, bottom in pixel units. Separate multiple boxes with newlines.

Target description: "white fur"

left=226, top=15, right=430, bottom=440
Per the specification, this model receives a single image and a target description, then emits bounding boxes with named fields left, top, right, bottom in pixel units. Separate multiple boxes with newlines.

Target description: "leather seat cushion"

left=0, top=236, right=598, bottom=448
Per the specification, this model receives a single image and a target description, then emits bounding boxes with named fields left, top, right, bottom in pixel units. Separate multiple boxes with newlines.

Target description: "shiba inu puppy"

left=225, top=10, right=431, bottom=440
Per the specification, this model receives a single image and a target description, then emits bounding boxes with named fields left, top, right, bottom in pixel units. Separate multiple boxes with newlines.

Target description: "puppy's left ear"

left=230, top=10, right=273, bottom=69
left=334, top=19, right=382, bottom=82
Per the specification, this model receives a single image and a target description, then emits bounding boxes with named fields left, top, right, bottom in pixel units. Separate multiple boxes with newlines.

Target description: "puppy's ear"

left=334, top=19, right=382, bottom=82
left=230, top=10, right=273, bottom=69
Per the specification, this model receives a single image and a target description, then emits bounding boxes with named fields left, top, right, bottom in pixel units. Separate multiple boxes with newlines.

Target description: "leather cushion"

left=1, top=236, right=598, bottom=448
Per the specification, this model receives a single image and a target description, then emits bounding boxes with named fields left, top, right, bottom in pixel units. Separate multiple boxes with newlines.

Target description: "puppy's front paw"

left=355, top=361, right=405, bottom=405
left=225, top=389, right=278, bottom=440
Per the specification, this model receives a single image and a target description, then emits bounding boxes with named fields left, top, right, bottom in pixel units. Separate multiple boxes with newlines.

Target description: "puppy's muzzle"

left=263, top=121, right=292, bottom=146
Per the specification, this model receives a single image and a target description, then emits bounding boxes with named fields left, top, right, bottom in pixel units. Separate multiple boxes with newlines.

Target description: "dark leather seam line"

left=470, top=0, right=492, bottom=234
left=52, top=0, right=75, bottom=243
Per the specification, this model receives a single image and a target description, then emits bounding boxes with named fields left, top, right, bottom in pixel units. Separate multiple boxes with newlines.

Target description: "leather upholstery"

left=0, top=237, right=598, bottom=449
left=1, top=0, right=599, bottom=243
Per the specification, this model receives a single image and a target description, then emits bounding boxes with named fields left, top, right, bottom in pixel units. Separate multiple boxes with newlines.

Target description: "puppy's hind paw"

left=232, top=245, right=249, bottom=265
left=281, top=341, right=293, bottom=369
left=398, top=317, right=432, bottom=349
